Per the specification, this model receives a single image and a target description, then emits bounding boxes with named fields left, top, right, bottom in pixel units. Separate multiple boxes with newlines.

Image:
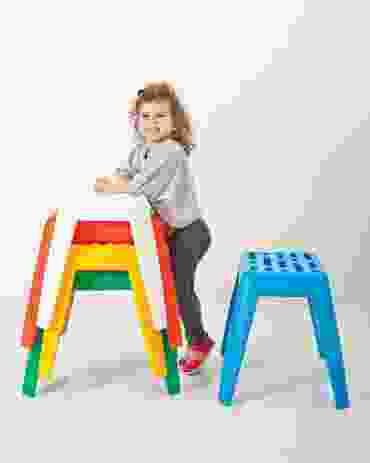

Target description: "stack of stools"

left=20, top=211, right=184, bottom=398
left=219, top=249, right=350, bottom=410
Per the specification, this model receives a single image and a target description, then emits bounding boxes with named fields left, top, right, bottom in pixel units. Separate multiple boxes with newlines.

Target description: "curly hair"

left=128, top=80, right=196, bottom=156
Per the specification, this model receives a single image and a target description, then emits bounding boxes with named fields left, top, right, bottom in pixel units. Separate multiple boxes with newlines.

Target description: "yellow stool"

left=38, top=243, right=167, bottom=383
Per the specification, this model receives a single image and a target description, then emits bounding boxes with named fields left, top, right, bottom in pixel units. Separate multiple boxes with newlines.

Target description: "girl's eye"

left=142, top=114, right=165, bottom=119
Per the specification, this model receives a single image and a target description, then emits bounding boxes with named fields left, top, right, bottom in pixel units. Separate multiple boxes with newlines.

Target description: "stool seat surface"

left=72, top=213, right=170, bottom=244
left=240, top=249, right=323, bottom=274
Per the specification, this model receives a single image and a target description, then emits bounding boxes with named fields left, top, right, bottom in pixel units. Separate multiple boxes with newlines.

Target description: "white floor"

left=10, top=290, right=369, bottom=462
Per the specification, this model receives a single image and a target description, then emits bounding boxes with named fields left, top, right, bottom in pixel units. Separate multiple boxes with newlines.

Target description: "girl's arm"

left=94, top=146, right=138, bottom=193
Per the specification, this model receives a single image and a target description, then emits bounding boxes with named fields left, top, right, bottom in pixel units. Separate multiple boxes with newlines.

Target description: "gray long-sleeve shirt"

left=113, top=140, right=203, bottom=228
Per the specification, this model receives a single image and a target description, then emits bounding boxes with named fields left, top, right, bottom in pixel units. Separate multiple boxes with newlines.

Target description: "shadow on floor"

left=39, top=353, right=162, bottom=400
left=232, top=363, right=336, bottom=410
left=38, top=352, right=336, bottom=410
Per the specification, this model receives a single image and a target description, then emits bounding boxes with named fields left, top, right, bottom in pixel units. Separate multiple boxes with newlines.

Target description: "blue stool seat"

left=219, top=249, right=350, bottom=410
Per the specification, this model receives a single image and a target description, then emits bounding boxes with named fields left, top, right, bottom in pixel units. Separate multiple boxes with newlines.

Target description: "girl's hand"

left=94, top=175, right=129, bottom=193
left=95, top=176, right=113, bottom=185
left=94, top=176, right=112, bottom=193
left=94, top=182, right=106, bottom=193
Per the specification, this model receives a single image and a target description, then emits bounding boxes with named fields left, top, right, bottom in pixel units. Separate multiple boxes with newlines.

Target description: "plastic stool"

left=219, top=249, right=350, bottom=410
left=20, top=212, right=183, bottom=398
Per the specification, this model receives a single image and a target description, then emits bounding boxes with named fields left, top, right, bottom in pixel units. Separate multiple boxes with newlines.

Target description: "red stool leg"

left=152, top=216, right=183, bottom=350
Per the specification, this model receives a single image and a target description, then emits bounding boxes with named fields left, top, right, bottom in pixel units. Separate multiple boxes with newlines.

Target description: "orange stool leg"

left=21, top=212, right=57, bottom=349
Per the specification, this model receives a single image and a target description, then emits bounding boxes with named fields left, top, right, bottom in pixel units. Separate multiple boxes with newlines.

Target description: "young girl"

left=94, top=81, right=214, bottom=374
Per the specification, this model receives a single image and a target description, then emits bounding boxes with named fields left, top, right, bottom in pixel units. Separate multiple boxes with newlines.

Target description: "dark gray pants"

left=168, top=218, right=212, bottom=343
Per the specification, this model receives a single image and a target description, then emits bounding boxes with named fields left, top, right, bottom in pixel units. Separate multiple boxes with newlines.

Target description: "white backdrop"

left=1, top=0, right=369, bottom=304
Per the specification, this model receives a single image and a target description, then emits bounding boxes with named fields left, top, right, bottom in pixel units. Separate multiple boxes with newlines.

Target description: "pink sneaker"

left=179, top=334, right=215, bottom=375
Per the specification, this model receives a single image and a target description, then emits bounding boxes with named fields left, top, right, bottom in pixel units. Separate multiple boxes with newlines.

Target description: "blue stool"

left=219, top=249, right=350, bottom=410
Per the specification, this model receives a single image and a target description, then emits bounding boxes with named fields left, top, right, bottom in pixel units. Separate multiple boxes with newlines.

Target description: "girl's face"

left=137, top=99, right=175, bottom=144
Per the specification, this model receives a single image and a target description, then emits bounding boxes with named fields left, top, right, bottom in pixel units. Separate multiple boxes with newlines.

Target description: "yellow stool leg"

left=129, top=264, right=167, bottom=377
left=38, top=250, right=75, bottom=382
left=139, top=324, right=166, bottom=377
left=34, top=246, right=73, bottom=383
left=51, top=249, right=77, bottom=334
left=38, top=328, right=59, bottom=383
left=41, top=291, right=75, bottom=381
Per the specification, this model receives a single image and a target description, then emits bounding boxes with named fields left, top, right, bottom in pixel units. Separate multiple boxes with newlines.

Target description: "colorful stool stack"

left=20, top=211, right=184, bottom=398
left=219, top=249, right=351, bottom=409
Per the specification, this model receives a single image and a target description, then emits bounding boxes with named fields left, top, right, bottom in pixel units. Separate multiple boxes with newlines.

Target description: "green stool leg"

left=161, top=329, right=181, bottom=396
left=22, top=327, right=43, bottom=398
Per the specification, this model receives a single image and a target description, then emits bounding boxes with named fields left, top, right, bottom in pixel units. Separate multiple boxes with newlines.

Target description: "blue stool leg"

left=306, top=295, right=325, bottom=359
left=219, top=274, right=257, bottom=406
left=220, top=274, right=240, bottom=357
left=311, top=278, right=350, bottom=410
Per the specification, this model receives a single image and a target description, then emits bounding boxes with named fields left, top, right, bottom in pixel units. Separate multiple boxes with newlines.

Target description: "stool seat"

left=219, top=248, right=351, bottom=410
left=238, top=249, right=324, bottom=296
left=72, top=213, right=172, bottom=244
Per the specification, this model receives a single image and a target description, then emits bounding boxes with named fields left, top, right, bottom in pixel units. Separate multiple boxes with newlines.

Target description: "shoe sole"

left=181, top=368, right=202, bottom=376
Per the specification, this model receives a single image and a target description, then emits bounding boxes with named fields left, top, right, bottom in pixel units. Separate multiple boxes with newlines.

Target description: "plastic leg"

left=161, top=329, right=181, bottom=396
left=220, top=274, right=240, bottom=357
left=22, top=327, right=43, bottom=398
left=38, top=329, right=59, bottom=383
left=219, top=274, right=257, bottom=406
left=307, top=294, right=325, bottom=359
left=311, top=280, right=350, bottom=410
